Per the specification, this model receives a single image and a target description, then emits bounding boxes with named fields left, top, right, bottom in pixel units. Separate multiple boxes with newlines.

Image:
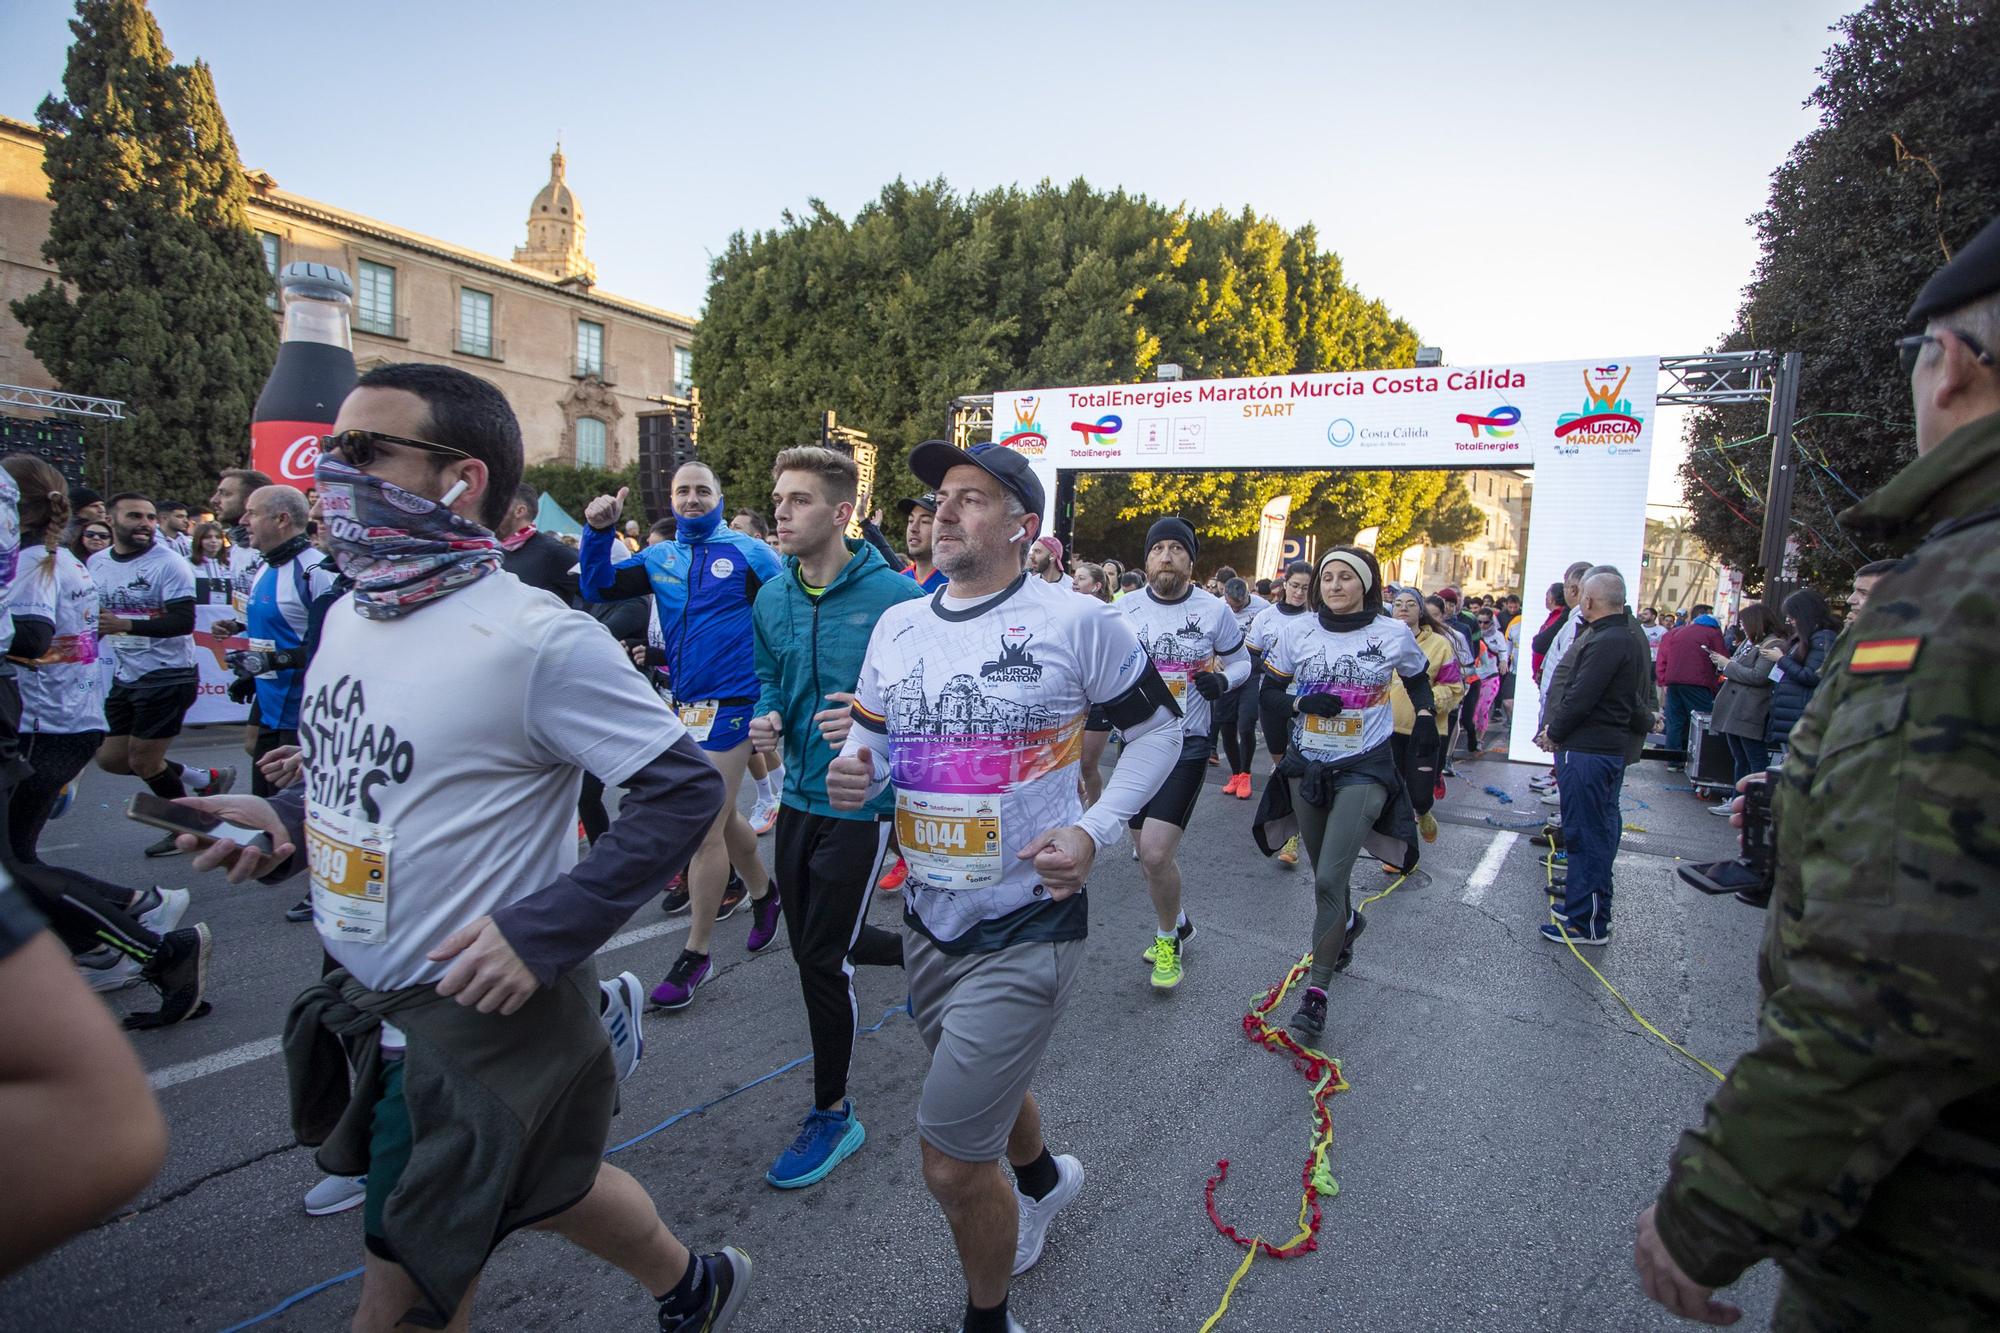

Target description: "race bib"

left=677, top=700, right=719, bottom=741
left=1160, top=667, right=1189, bottom=703
left=896, top=790, right=1003, bottom=890
left=307, top=806, right=393, bottom=944
left=1302, top=711, right=1364, bottom=755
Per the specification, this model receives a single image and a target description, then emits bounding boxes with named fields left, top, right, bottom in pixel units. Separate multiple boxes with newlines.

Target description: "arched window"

left=576, top=416, right=607, bottom=468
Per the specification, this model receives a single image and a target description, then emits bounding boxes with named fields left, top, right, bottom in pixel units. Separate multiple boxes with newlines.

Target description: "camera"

left=225, top=647, right=299, bottom=678
left=1675, top=769, right=1778, bottom=906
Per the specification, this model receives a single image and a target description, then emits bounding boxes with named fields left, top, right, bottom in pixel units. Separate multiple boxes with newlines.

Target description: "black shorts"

left=1128, top=738, right=1212, bottom=830
left=1085, top=704, right=1113, bottom=733
left=105, top=679, right=199, bottom=741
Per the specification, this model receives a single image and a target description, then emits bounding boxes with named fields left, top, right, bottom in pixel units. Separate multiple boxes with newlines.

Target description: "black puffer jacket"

left=1764, top=628, right=1838, bottom=746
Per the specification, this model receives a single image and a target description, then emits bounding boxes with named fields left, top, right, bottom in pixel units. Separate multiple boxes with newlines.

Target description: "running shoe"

left=75, top=945, right=144, bottom=992
left=1289, top=988, right=1328, bottom=1040
left=661, top=871, right=690, bottom=915
left=50, top=779, right=75, bottom=820
left=744, top=884, right=783, bottom=953
left=714, top=870, right=749, bottom=922
left=1277, top=835, right=1299, bottom=867
left=193, top=765, right=237, bottom=798
left=765, top=1101, right=867, bottom=1189
left=659, top=1247, right=754, bottom=1333
left=1706, top=799, right=1738, bottom=816
left=876, top=857, right=908, bottom=893
left=1433, top=777, right=1447, bottom=803
left=1012, top=1153, right=1084, bottom=1275
left=651, top=950, right=712, bottom=1010
left=285, top=899, right=313, bottom=922
left=1540, top=919, right=1611, bottom=946
left=1333, top=912, right=1366, bottom=973
left=1207, top=751, right=1221, bottom=766
left=957, top=1318, right=1026, bottom=1333
left=1418, top=811, right=1438, bottom=844
left=126, top=923, right=211, bottom=1029
left=1138, top=916, right=1196, bottom=961
left=1539, top=790, right=1562, bottom=806
left=1529, top=774, right=1557, bottom=791
left=749, top=798, right=779, bottom=836
left=599, top=971, right=646, bottom=1082
left=143, top=831, right=185, bottom=859
left=1149, top=933, right=1185, bottom=990
left=136, top=886, right=190, bottom=935
left=303, top=1174, right=367, bottom=1216
left=1529, top=828, right=1563, bottom=850
left=1232, top=772, right=1253, bottom=800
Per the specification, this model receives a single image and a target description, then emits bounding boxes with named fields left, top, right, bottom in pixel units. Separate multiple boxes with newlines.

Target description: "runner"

left=177, top=362, right=752, bottom=1331
left=580, top=462, right=785, bottom=1010
left=1387, top=587, right=1465, bottom=846
left=1251, top=560, right=1313, bottom=865
left=1257, top=547, right=1435, bottom=1042
left=898, top=491, right=946, bottom=593
left=0, top=457, right=210, bottom=1024
left=87, top=493, right=234, bottom=857
left=829, top=439, right=1182, bottom=1333
left=206, top=467, right=274, bottom=630
left=745, top=445, right=924, bottom=1189
left=1026, top=534, right=1070, bottom=589
left=1215, top=576, right=1265, bottom=801
left=1118, top=516, right=1248, bottom=990
left=155, top=501, right=192, bottom=559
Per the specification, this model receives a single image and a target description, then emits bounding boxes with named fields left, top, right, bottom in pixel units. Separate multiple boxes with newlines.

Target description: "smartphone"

left=125, top=792, right=274, bottom=855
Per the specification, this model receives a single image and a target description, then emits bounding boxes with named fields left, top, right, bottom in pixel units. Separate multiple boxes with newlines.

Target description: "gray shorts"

left=904, top=926, right=1083, bottom=1163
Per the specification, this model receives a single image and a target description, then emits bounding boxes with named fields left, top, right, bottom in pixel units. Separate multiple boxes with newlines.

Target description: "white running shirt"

left=1117, top=585, right=1247, bottom=740
left=4, top=546, right=105, bottom=733
left=1264, top=612, right=1428, bottom=765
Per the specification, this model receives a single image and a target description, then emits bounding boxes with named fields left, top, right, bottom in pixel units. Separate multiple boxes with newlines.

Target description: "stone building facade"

left=1, top=116, right=695, bottom=470
left=1395, top=469, right=1531, bottom=597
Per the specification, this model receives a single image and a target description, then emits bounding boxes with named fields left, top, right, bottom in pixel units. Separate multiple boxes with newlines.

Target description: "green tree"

left=522, top=460, right=647, bottom=528
left=12, top=0, right=279, bottom=501
left=1680, top=0, right=2000, bottom=591
left=694, top=177, right=1479, bottom=562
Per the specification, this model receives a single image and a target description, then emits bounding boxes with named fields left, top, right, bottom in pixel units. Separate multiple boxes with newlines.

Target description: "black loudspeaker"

left=0, top=415, right=90, bottom=485
left=636, top=401, right=697, bottom=521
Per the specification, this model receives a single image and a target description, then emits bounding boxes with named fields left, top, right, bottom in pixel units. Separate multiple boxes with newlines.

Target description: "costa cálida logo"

left=251, top=421, right=327, bottom=488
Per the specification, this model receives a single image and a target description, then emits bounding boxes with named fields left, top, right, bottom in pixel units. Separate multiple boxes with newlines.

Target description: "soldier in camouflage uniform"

left=1635, top=214, right=2000, bottom=1329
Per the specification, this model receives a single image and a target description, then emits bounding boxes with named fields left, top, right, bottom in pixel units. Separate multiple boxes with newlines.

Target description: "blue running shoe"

left=764, top=1102, right=866, bottom=1189
left=50, top=780, right=75, bottom=820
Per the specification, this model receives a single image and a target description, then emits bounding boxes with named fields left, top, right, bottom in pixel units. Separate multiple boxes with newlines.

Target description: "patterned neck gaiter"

left=313, top=457, right=500, bottom=621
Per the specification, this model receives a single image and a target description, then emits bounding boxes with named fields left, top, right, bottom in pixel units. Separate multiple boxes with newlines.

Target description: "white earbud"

left=439, top=479, right=470, bottom=508
left=1010, top=526, right=1027, bottom=543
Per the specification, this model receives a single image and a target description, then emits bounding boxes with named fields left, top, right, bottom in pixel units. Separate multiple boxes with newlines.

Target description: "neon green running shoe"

left=1150, top=933, right=1184, bottom=990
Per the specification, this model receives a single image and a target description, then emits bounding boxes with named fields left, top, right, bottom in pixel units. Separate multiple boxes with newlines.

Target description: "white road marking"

left=146, top=916, right=693, bottom=1090
left=1459, top=831, right=1519, bottom=908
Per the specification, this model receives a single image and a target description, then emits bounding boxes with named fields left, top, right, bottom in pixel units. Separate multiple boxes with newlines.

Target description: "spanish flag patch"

left=1848, top=637, right=1921, bottom=674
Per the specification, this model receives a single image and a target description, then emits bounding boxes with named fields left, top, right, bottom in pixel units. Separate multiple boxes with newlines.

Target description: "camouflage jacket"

left=1655, top=409, right=2000, bottom=1328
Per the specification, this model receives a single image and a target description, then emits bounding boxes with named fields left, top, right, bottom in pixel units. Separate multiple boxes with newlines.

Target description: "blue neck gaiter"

left=675, top=500, right=724, bottom=544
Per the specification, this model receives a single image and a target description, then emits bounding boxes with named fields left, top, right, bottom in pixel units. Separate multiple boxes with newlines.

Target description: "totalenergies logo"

left=1454, top=405, right=1520, bottom=439
left=998, top=394, right=1047, bottom=456
left=1554, top=365, right=1644, bottom=447
left=1068, top=413, right=1122, bottom=450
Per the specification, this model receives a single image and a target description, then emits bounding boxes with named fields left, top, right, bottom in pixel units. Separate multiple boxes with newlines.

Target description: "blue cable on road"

left=216, top=999, right=911, bottom=1332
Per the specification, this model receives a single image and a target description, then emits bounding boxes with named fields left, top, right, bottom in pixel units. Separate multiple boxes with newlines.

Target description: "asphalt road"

left=0, top=725, right=1781, bottom=1332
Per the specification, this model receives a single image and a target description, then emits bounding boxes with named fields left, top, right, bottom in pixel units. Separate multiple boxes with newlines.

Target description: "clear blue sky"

left=2, top=0, right=1857, bottom=507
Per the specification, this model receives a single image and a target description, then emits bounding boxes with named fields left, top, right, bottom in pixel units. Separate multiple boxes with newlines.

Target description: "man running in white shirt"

left=1117, top=517, right=1248, bottom=990
left=828, top=439, right=1181, bottom=1333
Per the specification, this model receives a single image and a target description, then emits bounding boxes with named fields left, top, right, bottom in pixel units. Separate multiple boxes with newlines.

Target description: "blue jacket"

left=1765, top=627, right=1838, bottom=746
left=579, top=523, right=781, bottom=702
left=753, top=538, right=925, bottom=819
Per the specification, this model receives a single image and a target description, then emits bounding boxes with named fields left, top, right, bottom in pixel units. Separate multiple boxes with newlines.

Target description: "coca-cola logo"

left=280, top=433, right=320, bottom=482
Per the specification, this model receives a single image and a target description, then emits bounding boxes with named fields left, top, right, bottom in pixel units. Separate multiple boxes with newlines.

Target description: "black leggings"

left=1216, top=681, right=1258, bottom=774
left=0, top=683, right=157, bottom=962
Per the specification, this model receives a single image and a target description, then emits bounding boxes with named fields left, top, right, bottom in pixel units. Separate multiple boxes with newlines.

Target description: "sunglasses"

left=82, top=529, right=111, bottom=542
left=320, top=428, right=471, bottom=469
left=1895, top=329, right=1994, bottom=376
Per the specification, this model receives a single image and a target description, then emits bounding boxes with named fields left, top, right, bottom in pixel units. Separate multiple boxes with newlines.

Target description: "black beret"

left=1907, top=211, right=2000, bottom=327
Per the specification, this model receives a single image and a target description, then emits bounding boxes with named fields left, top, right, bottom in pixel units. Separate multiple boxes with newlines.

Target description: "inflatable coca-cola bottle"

left=251, top=262, right=357, bottom=490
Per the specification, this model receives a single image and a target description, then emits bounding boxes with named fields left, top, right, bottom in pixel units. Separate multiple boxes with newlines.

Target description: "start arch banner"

left=989, top=357, right=1662, bottom=762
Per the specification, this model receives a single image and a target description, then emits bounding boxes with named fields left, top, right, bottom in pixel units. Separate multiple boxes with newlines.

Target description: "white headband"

left=1321, top=550, right=1374, bottom=592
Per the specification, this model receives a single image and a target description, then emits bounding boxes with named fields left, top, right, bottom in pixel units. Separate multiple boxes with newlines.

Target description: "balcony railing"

left=455, top=331, right=505, bottom=360
left=573, top=361, right=616, bottom=384
left=355, top=314, right=409, bottom=340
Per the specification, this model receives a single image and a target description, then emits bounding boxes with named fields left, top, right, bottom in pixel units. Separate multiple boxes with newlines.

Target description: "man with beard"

left=1027, top=534, right=1071, bottom=589
left=898, top=491, right=946, bottom=593
left=1117, top=517, right=1248, bottom=990
left=581, top=463, right=785, bottom=1010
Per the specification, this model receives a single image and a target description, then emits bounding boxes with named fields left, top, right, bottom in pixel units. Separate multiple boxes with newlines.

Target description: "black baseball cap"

left=907, top=440, right=1045, bottom=517
left=895, top=491, right=940, bottom=518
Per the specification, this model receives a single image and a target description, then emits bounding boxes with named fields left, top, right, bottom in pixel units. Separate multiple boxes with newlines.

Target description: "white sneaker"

left=1013, top=1153, right=1084, bottom=1275
left=303, top=1174, right=366, bottom=1216
left=138, top=886, right=190, bottom=935
left=75, top=945, right=143, bottom=992
left=749, top=798, right=779, bottom=836
left=598, top=971, right=645, bottom=1083
left=1706, top=799, right=1738, bottom=816
left=1539, top=790, right=1562, bottom=806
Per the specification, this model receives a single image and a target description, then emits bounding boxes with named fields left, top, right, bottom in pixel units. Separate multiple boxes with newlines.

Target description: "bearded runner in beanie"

left=1118, top=516, right=1248, bottom=990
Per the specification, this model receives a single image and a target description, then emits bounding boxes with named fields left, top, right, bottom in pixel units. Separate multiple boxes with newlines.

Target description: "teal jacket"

left=752, top=537, right=926, bottom=819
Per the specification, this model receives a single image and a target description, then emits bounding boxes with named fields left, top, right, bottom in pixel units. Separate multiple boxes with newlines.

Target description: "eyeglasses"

left=82, top=530, right=111, bottom=543
left=320, top=428, right=471, bottom=469
left=1895, top=329, right=1994, bottom=376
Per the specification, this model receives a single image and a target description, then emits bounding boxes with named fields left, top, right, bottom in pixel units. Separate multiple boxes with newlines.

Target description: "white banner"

left=188, top=602, right=253, bottom=727
left=992, top=357, right=1661, bottom=762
